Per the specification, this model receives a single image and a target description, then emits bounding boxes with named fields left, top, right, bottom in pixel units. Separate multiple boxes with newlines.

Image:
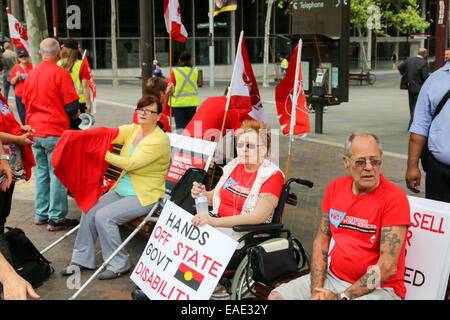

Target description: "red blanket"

left=52, top=127, right=119, bottom=213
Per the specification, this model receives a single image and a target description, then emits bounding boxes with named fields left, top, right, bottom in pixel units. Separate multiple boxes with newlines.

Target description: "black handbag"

left=0, top=228, right=54, bottom=291
left=246, top=234, right=307, bottom=294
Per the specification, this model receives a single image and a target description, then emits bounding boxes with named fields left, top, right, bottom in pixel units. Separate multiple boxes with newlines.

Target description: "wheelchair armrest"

left=232, top=223, right=284, bottom=233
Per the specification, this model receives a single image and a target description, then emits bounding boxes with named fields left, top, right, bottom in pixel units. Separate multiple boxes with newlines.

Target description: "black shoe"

left=131, top=286, right=149, bottom=300
left=47, top=218, right=79, bottom=231
left=60, top=263, right=92, bottom=276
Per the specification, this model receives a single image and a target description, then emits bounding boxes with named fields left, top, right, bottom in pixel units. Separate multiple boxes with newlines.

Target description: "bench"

left=104, top=133, right=220, bottom=238
left=349, top=72, right=376, bottom=85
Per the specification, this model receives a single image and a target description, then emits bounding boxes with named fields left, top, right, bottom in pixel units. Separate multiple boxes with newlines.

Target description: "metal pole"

left=209, top=0, right=215, bottom=87
left=40, top=225, right=80, bottom=255
left=68, top=201, right=163, bottom=300
left=140, top=0, right=154, bottom=96
left=52, top=0, right=58, bottom=40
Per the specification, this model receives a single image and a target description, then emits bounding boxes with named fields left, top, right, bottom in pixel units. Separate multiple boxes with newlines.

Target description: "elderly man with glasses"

left=269, top=132, right=411, bottom=300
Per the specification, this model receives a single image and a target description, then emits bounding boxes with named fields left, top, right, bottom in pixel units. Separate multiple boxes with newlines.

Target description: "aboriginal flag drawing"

left=174, top=262, right=205, bottom=291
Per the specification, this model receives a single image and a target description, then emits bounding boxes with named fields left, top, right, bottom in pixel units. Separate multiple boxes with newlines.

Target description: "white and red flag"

left=228, top=36, right=267, bottom=122
left=164, top=0, right=188, bottom=43
left=275, top=42, right=310, bottom=136
left=82, top=50, right=97, bottom=114
left=6, top=8, right=30, bottom=54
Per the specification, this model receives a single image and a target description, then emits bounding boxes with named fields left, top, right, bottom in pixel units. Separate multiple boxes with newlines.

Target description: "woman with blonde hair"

left=58, top=39, right=92, bottom=129
left=191, top=120, right=284, bottom=241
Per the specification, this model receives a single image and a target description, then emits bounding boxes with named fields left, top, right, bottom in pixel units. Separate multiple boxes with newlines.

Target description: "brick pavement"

left=4, top=72, right=426, bottom=300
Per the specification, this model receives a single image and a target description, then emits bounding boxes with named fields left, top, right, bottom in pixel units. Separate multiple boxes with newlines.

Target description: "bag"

left=170, top=167, right=207, bottom=215
left=400, top=73, right=408, bottom=90
left=246, top=235, right=307, bottom=290
left=0, top=227, right=54, bottom=289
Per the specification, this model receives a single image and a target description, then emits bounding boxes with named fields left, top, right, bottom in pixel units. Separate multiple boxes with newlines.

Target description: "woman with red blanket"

left=0, top=94, right=36, bottom=234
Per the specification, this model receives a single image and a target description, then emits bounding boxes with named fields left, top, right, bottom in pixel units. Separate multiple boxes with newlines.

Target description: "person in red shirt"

left=269, top=132, right=411, bottom=300
left=9, top=50, right=33, bottom=125
left=22, top=38, right=81, bottom=231
left=190, top=120, right=284, bottom=241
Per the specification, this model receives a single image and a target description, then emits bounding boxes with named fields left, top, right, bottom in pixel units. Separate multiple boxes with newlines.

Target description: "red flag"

left=229, top=36, right=267, bottom=122
left=164, top=0, right=188, bottom=43
left=6, top=8, right=30, bottom=54
left=82, top=51, right=97, bottom=114
left=275, top=44, right=310, bottom=135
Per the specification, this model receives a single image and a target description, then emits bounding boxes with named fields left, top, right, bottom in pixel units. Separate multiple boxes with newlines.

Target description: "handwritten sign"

left=404, top=196, right=450, bottom=300
left=130, top=200, right=238, bottom=300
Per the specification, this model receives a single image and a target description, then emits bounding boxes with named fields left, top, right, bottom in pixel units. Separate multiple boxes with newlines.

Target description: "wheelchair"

left=130, top=171, right=313, bottom=300
left=209, top=177, right=314, bottom=300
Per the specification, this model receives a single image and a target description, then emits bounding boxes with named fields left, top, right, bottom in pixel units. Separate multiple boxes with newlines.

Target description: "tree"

left=350, top=0, right=430, bottom=71
left=111, top=0, right=119, bottom=87
left=23, top=0, right=49, bottom=65
left=254, top=0, right=293, bottom=87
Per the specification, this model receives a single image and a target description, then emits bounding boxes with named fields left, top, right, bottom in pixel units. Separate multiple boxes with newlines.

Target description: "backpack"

left=170, top=167, right=207, bottom=215
left=0, top=227, right=54, bottom=289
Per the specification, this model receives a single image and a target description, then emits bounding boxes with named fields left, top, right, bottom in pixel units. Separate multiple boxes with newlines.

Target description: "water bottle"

left=194, top=182, right=209, bottom=215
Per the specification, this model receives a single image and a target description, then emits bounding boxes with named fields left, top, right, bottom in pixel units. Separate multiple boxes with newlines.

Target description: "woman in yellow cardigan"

left=61, top=95, right=170, bottom=280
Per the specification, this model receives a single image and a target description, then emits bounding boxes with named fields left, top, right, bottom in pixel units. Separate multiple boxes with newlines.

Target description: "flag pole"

left=281, top=38, right=302, bottom=224
left=168, top=0, right=173, bottom=129
left=284, top=38, right=302, bottom=182
left=208, top=30, right=244, bottom=189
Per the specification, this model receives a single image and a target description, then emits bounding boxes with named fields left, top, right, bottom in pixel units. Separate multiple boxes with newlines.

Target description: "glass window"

left=117, top=0, right=139, bottom=37
left=95, top=39, right=111, bottom=69
left=117, top=39, right=140, bottom=68
left=45, top=0, right=68, bottom=38
left=154, top=0, right=167, bottom=37
left=67, top=0, right=93, bottom=38
left=94, top=0, right=112, bottom=37
left=274, top=4, right=289, bottom=34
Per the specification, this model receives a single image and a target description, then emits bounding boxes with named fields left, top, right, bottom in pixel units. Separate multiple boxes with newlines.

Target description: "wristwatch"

left=340, top=292, right=350, bottom=300
left=0, top=154, right=10, bottom=161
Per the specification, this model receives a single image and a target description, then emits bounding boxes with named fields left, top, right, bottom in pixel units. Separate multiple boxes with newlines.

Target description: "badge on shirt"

left=223, top=177, right=238, bottom=190
left=329, top=209, right=346, bottom=228
left=0, top=100, right=10, bottom=115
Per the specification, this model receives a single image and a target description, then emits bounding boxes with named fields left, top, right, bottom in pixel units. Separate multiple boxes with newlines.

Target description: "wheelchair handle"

left=287, top=177, right=314, bottom=188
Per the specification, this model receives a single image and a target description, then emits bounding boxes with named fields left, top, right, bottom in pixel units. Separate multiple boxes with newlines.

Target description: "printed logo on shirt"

left=329, top=209, right=346, bottom=228
left=340, top=216, right=377, bottom=234
left=0, top=100, right=10, bottom=115
left=224, top=177, right=238, bottom=190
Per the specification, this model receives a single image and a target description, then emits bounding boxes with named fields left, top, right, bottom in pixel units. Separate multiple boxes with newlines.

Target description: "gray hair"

left=344, top=131, right=383, bottom=158
left=39, top=38, right=60, bottom=57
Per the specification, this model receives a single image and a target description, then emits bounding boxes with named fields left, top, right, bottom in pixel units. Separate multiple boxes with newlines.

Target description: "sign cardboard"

left=130, top=201, right=238, bottom=300
left=404, top=196, right=450, bottom=300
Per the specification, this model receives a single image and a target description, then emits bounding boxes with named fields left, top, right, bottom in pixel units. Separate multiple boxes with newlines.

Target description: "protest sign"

left=130, top=200, right=238, bottom=300
left=404, top=196, right=450, bottom=300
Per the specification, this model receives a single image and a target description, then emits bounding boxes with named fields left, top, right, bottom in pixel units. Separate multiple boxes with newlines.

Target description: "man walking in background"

left=398, top=48, right=429, bottom=130
left=2, top=42, right=17, bottom=101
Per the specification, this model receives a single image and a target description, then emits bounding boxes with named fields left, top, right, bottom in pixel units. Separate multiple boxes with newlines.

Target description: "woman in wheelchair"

left=61, top=95, right=171, bottom=281
left=191, top=120, right=284, bottom=243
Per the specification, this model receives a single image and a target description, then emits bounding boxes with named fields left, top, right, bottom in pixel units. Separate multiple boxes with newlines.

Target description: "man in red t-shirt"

left=22, top=38, right=80, bottom=232
left=270, top=132, right=411, bottom=300
left=9, top=50, right=33, bottom=125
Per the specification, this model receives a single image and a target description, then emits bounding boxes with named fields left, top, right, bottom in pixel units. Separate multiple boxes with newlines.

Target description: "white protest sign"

left=131, top=200, right=238, bottom=300
left=404, top=196, right=450, bottom=300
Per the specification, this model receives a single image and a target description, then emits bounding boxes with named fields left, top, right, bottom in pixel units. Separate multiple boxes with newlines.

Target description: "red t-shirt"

left=217, top=163, right=284, bottom=217
left=321, top=174, right=411, bottom=299
left=79, top=60, right=90, bottom=81
left=22, top=61, right=79, bottom=138
left=9, top=63, right=33, bottom=97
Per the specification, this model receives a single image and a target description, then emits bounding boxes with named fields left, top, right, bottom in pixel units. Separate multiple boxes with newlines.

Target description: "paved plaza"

left=5, top=69, right=425, bottom=300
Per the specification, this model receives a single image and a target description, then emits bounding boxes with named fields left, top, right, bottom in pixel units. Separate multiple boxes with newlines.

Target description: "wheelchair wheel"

left=230, top=254, right=255, bottom=300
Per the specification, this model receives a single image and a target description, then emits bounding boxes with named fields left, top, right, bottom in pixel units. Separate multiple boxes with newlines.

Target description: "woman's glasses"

left=236, top=142, right=263, bottom=150
left=135, top=108, right=159, bottom=115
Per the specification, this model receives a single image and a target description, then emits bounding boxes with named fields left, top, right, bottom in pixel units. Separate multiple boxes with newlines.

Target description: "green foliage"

left=351, top=0, right=430, bottom=36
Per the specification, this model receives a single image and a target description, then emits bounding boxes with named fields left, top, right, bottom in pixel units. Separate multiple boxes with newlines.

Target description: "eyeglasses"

left=350, top=158, right=383, bottom=168
left=236, top=142, right=264, bottom=149
left=135, top=108, right=159, bottom=115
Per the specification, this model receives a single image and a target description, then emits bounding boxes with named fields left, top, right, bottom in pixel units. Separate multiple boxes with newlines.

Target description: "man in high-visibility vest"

left=169, top=51, right=200, bottom=130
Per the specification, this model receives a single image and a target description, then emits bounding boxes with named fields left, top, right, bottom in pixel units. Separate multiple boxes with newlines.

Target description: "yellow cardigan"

left=104, top=124, right=171, bottom=207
